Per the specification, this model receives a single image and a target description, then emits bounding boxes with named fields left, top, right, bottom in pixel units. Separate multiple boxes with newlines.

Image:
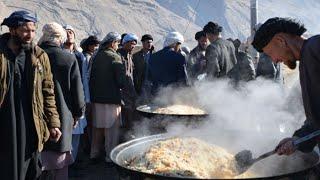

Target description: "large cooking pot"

left=110, top=134, right=320, bottom=180
left=136, top=104, right=208, bottom=133
left=136, top=104, right=208, bottom=118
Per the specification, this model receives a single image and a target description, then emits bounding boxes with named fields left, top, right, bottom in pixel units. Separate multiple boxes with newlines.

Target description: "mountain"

left=0, top=0, right=319, bottom=48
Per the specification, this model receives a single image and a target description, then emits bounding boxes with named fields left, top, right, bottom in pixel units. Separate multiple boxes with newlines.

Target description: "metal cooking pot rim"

left=110, top=134, right=319, bottom=179
left=136, top=104, right=208, bottom=116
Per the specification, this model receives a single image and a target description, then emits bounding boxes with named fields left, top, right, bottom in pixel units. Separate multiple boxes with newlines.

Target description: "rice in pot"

left=126, top=137, right=255, bottom=179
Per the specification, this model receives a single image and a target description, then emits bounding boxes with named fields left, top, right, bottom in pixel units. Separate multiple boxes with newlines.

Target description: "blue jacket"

left=75, top=51, right=90, bottom=103
left=149, top=47, right=187, bottom=93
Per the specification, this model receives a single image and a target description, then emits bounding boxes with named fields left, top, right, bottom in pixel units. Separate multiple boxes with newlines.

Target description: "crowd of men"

left=0, top=10, right=319, bottom=180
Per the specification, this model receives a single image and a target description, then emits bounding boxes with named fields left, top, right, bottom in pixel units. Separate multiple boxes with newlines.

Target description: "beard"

left=10, top=35, right=23, bottom=47
left=199, top=44, right=207, bottom=51
left=21, top=43, right=33, bottom=51
left=285, top=60, right=297, bottom=70
left=10, top=35, right=33, bottom=50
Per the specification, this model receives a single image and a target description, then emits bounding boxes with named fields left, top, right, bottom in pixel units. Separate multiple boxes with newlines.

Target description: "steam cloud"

left=132, top=77, right=305, bottom=154
left=129, top=77, right=315, bottom=177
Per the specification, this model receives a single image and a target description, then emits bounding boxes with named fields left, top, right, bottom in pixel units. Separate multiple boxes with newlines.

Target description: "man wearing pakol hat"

left=117, top=33, right=139, bottom=134
left=81, top=35, right=100, bottom=76
left=148, top=31, right=187, bottom=94
left=79, top=35, right=100, bottom=156
left=0, top=10, right=61, bottom=179
left=38, top=22, right=85, bottom=180
left=188, top=30, right=209, bottom=82
left=89, top=32, right=126, bottom=164
left=133, top=34, right=155, bottom=104
left=251, top=17, right=320, bottom=157
left=203, top=22, right=237, bottom=80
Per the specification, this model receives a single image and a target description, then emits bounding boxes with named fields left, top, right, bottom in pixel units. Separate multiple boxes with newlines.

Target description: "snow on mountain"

left=156, top=0, right=320, bottom=41
left=0, top=0, right=319, bottom=48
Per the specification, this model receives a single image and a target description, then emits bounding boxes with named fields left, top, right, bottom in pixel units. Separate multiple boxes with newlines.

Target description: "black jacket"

left=149, top=47, right=187, bottom=94
left=40, top=42, right=85, bottom=152
left=292, top=35, right=320, bottom=152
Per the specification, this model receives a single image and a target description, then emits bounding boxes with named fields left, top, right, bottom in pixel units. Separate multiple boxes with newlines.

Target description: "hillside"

left=1, top=0, right=319, bottom=48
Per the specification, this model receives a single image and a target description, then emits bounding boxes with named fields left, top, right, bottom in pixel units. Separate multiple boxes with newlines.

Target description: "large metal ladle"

left=234, top=129, right=320, bottom=175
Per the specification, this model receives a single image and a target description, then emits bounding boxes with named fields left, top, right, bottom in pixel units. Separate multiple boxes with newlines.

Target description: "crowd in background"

left=0, top=10, right=284, bottom=180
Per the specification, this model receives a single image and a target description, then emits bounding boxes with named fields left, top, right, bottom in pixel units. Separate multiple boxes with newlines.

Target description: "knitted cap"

left=38, top=22, right=67, bottom=45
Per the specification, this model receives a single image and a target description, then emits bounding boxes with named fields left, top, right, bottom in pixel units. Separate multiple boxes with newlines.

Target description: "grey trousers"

left=90, top=118, right=120, bottom=162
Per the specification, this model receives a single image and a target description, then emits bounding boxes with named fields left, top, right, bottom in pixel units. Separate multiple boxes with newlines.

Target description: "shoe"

left=70, top=162, right=87, bottom=170
left=83, top=146, right=91, bottom=155
left=104, top=161, right=115, bottom=168
left=69, top=170, right=86, bottom=178
left=89, top=157, right=101, bottom=165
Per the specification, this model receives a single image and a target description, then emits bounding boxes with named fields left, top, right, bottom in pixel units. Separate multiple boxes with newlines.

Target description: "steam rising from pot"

left=132, top=78, right=305, bottom=155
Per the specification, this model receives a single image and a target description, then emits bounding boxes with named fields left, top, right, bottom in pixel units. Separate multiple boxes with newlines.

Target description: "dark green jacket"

left=90, top=47, right=126, bottom=105
left=133, top=49, right=145, bottom=95
left=132, top=49, right=154, bottom=95
left=0, top=33, right=60, bottom=152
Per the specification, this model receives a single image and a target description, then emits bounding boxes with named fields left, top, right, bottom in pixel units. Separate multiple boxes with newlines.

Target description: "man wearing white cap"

left=89, top=32, right=126, bottom=164
left=38, top=22, right=85, bottom=180
left=149, top=31, right=187, bottom=94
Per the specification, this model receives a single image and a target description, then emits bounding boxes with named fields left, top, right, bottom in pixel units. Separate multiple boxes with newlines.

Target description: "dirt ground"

left=69, top=153, right=120, bottom=180
left=68, top=139, right=120, bottom=180
left=69, top=161, right=119, bottom=180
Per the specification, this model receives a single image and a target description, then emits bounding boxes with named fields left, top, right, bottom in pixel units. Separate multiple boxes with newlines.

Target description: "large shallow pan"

left=136, top=104, right=208, bottom=118
left=110, top=134, right=319, bottom=180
